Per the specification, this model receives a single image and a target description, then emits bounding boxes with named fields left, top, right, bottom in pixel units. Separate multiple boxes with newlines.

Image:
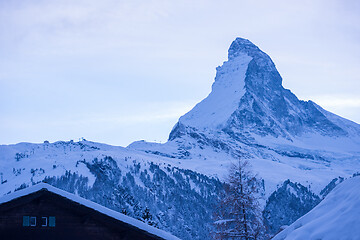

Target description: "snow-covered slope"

left=179, top=51, right=252, bottom=129
left=273, top=176, right=360, bottom=240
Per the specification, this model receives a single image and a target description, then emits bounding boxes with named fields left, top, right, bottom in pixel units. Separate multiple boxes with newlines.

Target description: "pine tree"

left=213, top=159, right=267, bottom=240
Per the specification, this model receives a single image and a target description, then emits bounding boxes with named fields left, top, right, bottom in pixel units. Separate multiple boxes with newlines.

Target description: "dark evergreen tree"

left=213, top=160, right=267, bottom=240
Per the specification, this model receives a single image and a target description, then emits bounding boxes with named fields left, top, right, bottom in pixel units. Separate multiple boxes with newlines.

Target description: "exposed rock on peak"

left=228, top=38, right=259, bottom=59
left=228, top=38, right=278, bottom=75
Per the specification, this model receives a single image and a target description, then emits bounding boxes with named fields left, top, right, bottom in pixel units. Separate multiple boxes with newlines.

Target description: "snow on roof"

left=0, top=183, right=180, bottom=240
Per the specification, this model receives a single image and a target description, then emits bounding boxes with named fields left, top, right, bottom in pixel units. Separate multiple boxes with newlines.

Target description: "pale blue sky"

left=1, top=0, right=359, bottom=146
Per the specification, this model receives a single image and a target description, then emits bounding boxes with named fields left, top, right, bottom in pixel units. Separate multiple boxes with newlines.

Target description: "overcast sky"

left=1, top=0, right=359, bottom=146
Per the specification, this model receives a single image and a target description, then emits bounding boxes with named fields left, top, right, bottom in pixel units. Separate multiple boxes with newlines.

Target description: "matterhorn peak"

left=174, top=37, right=283, bottom=132
left=169, top=37, right=360, bottom=141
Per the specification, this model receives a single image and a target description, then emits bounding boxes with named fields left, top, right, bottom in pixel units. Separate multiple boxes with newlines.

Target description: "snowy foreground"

left=273, top=176, right=360, bottom=240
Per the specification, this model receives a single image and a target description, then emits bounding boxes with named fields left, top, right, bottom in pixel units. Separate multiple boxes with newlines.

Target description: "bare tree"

left=213, top=159, right=267, bottom=240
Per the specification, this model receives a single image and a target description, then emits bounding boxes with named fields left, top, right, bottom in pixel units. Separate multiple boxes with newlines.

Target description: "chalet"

left=0, top=183, right=180, bottom=240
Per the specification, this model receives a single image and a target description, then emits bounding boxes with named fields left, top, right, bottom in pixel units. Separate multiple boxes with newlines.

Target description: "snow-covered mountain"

left=176, top=38, right=360, bottom=139
left=129, top=37, right=360, bottom=195
left=1, top=37, right=360, bottom=239
left=272, top=176, right=360, bottom=240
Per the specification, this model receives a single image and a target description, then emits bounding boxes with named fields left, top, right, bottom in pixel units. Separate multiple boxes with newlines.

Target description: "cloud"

left=312, top=96, right=360, bottom=108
